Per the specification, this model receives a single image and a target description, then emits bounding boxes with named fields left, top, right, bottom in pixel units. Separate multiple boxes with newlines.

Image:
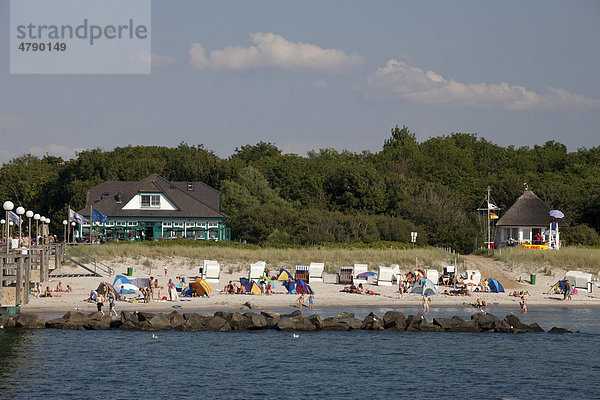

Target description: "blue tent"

left=112, top=275, right=138, bottom=294
left=296, top=280, right=312, bottom=294
left=409, top=278, right=436, bottom=296
left=240, top=278, right=253, bottom=293
left=487, top=278, right=505, bottom=293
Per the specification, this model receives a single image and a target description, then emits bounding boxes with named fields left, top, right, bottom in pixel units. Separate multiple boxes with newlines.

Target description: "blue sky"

left=1, top=0, right=599, bottom=163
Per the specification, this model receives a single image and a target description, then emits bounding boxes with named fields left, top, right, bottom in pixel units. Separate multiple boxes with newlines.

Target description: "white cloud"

left=364, top=59, right=600, bottom=110
left=189, top=32, right=363, bottom=72
left=129, top=52, right=176, bottom=68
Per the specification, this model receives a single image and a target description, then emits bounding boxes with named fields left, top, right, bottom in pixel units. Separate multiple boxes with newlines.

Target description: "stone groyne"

left=2, top=310, right=573, bottom=334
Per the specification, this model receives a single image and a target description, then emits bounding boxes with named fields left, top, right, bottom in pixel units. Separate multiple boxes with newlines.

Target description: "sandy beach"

left=20, top=255, right=600, bottom=316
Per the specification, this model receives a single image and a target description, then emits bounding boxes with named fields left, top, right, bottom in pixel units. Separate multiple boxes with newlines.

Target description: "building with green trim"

left=77, top=174, right=230, bottom=241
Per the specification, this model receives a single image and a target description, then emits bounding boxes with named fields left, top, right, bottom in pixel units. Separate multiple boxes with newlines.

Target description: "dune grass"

left=67, top=241, right=462, bottom=274
left=487, top=246, right=600, bottom=276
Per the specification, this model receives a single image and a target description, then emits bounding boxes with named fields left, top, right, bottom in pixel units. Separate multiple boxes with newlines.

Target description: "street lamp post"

left=71, top=221, right=76, bottom=243
left=3, top=201, right=14, bottom=254
left=62, top=220, right=67, bottom=243
left=16, top=206, right=25, bottom=246
left=34, top=213, right=40, bottom=246
left=26, top=210, right=33, bottom=248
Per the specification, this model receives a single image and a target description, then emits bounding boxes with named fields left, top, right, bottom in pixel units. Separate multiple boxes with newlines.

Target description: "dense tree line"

left=1, top=126, right=599, bottom=252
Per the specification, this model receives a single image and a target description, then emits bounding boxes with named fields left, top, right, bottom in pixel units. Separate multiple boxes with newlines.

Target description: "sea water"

left=1, top=306, right=599, bottom=400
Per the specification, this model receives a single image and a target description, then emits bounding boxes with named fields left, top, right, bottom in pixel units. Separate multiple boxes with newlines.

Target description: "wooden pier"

left=0, top=243, right=66, bottom=308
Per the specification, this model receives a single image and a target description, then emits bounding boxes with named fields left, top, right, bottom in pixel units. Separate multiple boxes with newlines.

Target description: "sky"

left=1, top=0, right=599, bottom=163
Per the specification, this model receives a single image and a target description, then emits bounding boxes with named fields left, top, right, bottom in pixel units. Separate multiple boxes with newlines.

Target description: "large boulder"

left=243, top=312, right=269, bottom=330
left=46, top=311, right=89, bottom=330
left=261, top=311, right=281, bottom=328
left=322, top=313, right=362, bottom=331
left=383, top=311, right=407, bottom=331
left=137, top=313, right=171, bottom=331
left=178, top=313, right=207, bottom=331
left=121, top=311, right=139, bottom=325
left=471, top=313, right=500, bottom=331
left=204, top=316, right=231, bottom=332
left=405, top=313, right=427, bottom=332
left=362, top=312, right=384, bottom=330
left=84, top=312, right=113, bottom=330
left=136, top=312, right=156, bottom=322
left=306, top=315, right=323, bottom=330
left=433, top=317, right=468, bottom=331
left=276, top=315, right=318, bottom=331
left=167, top=311, right=186, bottom=329
left=118, top=320, right=137, bottom=330
left=548, top=327, right=572, bottom=334
left=14, top=314, right=46, bottom=329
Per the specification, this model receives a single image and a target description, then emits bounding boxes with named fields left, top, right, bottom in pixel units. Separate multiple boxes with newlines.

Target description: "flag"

left=69, top=208, right=88, bottom=224
left=92, top=209, right=109, bottom=223
left=8, top=210, right=21, bottom=226
left=490, top=213, right=499, bottom=219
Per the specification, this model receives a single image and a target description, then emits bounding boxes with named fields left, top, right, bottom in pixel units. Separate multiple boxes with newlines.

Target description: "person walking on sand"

left=308, top=292, right=314, bottom=310
left=564, top=279, right=572, bottom=301
left=422, top=295, right=430, bottom=313
left=398, top=279, right=404, bottom=299
left=297, top=293, right=305, bottom=313
left=108, top=291, right=117, bottom=317
left=97, top=293, right=105, bottom=316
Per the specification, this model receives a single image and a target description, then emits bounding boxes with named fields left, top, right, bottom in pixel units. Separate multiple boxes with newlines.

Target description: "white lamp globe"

left=1, top=219, right=5, bottom=224
left=34, top=214, right=40, bottom=221
left=3, top=201, right=14, bottom=211
left=71, top=221, right=76, bottom=226
left=62, top=220, right=68, bottom=226
left=16, top=206, right=25, bottom=215
left=47, top=219, right=51, bottom=224
left=26, top=210, right=33, bottom=218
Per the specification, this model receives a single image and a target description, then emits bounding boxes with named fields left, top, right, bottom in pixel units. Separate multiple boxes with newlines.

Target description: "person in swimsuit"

left=97, top=293, right=105, bottom=315
left=308, top=292, right=314, bottom=310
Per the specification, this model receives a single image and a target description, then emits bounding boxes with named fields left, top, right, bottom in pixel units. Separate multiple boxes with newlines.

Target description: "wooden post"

left=44, top=247, right=49, bottom=282
left=40, top=248, right=46, bottom=283
left=16, top=256, right=23, bottom=306
left=55, top=246, right=60, bottom=273
left=0, top=256, right=4, bottom=306
left=24, top=254, right=31, bottom=305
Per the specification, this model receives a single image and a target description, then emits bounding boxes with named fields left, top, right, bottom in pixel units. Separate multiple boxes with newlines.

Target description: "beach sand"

left=20, top=255, right=600, bottom=316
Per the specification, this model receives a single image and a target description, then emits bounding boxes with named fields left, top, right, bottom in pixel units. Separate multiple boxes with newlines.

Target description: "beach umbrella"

left=549, top=210, right=564, bottom=219
left=356, top=271, right=377, bottom=279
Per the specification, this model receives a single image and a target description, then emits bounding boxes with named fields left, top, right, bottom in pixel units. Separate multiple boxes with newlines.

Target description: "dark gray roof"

left=79, top=174, right=228, bottom=219
left=496, top=190, right=567, bottom=227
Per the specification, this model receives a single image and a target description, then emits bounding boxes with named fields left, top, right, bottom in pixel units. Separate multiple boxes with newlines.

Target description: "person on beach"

left=422, top=295, right=430, bottom=313
left=154, top=279, right=162, bottom=300
left=168, top=279, right=177, bottom=301
left=309, top=292, right=314, bottom=310
left=66, top=285, right=72, bottom=292
left=520, top=295, right=527, bottom=312
left=564, top=280, right=572, bottom=301
left=108, top=291, right=117, bottom=317
left=56, top=281, right=63, bottom=292
left=297, top=293, right=305, bottom=312
left=149, top=277, right=155, bottom=299
left=398, top=279, right=404, bottom=298
left=43, top=286, right=52, bottom=297
left=97, top=293, right=105, bottom=316
left=357, top=283, right=366, bottom=294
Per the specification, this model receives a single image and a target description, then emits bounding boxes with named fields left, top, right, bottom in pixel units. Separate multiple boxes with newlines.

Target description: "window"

left=116, top=221, right=126, bottom=226
left=207, top=222, right=218, bottom=228
left=187, top=182, right=194, bottom=191
left=162, top=222, right=172, bottom=227
left=173, top=222, right=184, bottom=228
left=186, top=222, right=195, bottom=228
left=100, top=192, right=110, bottom=200
left=141, top=194, right=160, bottom=207
left=105, top=222, right=114, bottom=227
left=127, top=221, right=137, bottom=227
left=196, top=222, right=206, bottom=228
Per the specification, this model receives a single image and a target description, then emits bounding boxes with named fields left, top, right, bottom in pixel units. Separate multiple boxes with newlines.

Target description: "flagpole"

left=67, top=205, right=71, bottom=244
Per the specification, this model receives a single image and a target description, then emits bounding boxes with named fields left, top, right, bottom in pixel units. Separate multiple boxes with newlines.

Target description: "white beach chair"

left=390, top=264, right=401, bottom=282
left=353, top=263, right=369, bottom=284
left=426, top=269, right=439, bottom=285
left=377, top=266, right=393, bottom=286
left=203, top=260, right=221, bottom=283
left=309, top=263, right=325, bottom=283
left=249, top=261, right=266, bottom=280
left=566, top=271, right=592, bottom=289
